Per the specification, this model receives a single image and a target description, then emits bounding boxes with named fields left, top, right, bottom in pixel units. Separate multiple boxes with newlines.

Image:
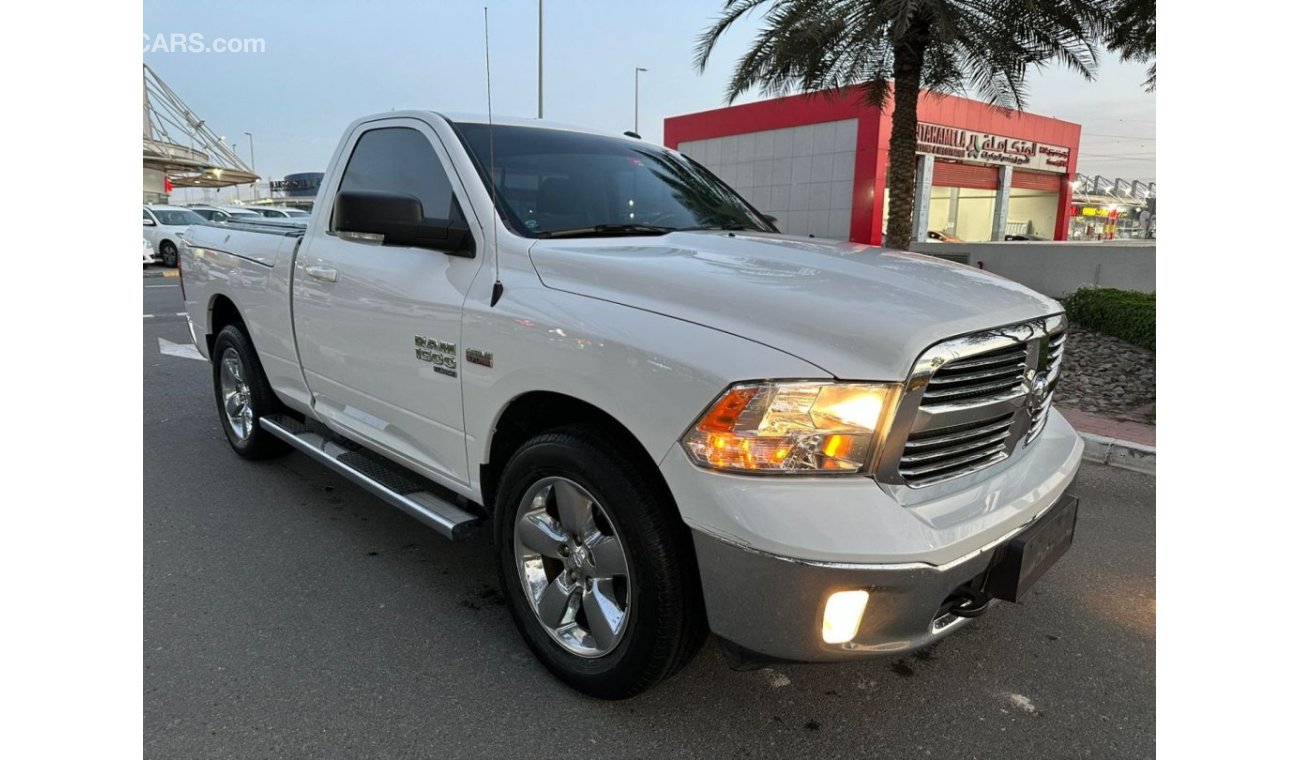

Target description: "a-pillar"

left=910, top=154, right=935, bottom=243
left=991, top=165, right=1012, bottom=241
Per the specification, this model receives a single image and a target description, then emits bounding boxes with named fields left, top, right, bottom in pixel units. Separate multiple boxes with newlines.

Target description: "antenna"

left=485, top=6, right=504, bottom=307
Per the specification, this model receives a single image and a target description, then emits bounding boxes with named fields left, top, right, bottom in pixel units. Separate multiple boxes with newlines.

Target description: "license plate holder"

left=986, top=495, right=1079, bottom=603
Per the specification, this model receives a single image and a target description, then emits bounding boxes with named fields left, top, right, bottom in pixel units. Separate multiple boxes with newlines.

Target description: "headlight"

left=681, top=381, right=900, bottom=475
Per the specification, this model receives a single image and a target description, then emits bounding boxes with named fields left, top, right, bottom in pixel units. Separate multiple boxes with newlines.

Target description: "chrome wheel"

left=513, top=477, right=632, bottom=658
left=219, top=347, right=254, bottom=443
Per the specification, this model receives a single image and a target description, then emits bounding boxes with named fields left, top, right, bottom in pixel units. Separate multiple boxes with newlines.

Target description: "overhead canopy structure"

left=143, top=64, right=256, bottom=188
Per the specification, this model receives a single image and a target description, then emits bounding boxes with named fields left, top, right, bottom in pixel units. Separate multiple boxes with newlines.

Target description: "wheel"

left=160, top=240, right=178, bottom=267
left=494, top=427, right=707, bottom=699
left=211, top=325, right=290, bottom=460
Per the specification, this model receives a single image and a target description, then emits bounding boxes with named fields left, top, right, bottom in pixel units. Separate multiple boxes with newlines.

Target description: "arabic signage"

left=916, top=123, right=1071, bottom=174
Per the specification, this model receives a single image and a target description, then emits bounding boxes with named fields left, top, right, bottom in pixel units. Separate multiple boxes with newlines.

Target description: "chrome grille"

left=921, top=343, right=1027, bottom=406
left=877, top=315, right=1067, bottom=488
left=898, top=413, right=1014, bottom=483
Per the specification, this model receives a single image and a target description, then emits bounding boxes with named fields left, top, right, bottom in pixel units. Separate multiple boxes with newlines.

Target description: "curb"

left=1080, top=433, right=1155, bottom=475
left=144, top=268, right=179, bottom=278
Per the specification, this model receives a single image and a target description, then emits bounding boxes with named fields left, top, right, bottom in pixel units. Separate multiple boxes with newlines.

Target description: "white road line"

left=141, top=312, right=188, bottom=318
left=142, top=314, right=154, bottom=319
left=158, top=337, right=205, bottom=361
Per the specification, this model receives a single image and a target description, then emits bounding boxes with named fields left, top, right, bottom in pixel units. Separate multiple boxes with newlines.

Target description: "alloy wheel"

left=219, top=348, right=254, bottom=442
left=513, top=476, right=633, bottom=658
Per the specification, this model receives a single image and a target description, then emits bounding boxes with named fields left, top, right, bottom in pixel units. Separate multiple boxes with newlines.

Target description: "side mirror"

left=334, top=190, right=474, bottom=257
left=143, top=218, right=156, bottom=227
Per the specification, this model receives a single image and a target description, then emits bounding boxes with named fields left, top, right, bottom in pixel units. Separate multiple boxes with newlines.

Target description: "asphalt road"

left=143, top=274, right=1156, bottom=759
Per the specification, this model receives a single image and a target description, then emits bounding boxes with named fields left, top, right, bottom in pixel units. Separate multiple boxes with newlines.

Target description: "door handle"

left=305, top=265, right=338, bottom=283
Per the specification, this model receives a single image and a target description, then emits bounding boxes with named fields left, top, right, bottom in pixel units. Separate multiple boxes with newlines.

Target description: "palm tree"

left=696, top=0, right=1111, bottom=250
left=1105, top=0, right=1155, bottom=90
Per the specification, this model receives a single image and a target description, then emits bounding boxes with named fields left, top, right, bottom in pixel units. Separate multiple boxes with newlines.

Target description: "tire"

left=211, top=324, right=290, bottom=460
left=494, top=426, right=707, bottom=699
left=160, top=240, right=178, bottom=267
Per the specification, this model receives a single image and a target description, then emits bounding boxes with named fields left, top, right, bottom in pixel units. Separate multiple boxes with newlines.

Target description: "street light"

left=634, top=67, right=648, bottom=134
left=537, top=0, right=544, bottom=119
left=244, top=131, right=257, bottom=199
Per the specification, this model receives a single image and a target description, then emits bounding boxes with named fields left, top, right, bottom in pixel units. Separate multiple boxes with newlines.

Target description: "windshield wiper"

left=536, top=224, right=677, bottom=239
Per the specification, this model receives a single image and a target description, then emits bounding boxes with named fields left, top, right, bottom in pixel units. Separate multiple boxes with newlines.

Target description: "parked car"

left=142, top=238, right=159, bottom=266
left=142, top=205, right=203, bottom=267
left=181, top=112, right=1081, bottom=699
left=218, top=206, right=266, bottom=221
left=927, top=230, right=964, bottom=243
left=189, top=206, right=237, bottom=223
left=1005, top=233, right=1047, bottom=241
left=251, top=206, right=311, bottom=219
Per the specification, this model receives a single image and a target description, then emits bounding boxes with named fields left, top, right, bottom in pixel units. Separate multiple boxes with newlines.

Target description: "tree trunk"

left=883, top=21, right=931, bottom=251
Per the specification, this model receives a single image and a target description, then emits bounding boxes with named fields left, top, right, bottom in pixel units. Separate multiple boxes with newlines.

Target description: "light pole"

left=634, top=67, right=648, bottom=134
left=244, top=131, right=257, bottom=200
left=537, top=0, right=543, bottom=119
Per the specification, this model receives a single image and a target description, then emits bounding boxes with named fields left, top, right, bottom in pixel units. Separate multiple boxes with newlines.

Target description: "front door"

left=293, top=120, right=485, bottom=486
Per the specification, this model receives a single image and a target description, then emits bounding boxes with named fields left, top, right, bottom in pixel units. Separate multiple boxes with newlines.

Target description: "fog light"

left=822, top=590, right=870, bottom=644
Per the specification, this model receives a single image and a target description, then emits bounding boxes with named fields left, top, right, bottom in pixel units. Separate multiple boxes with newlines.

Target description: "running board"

left=259, top=415, right=481, bottom=541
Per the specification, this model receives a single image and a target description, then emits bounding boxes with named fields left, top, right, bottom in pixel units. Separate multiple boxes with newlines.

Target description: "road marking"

left=143, top=312, right=188, bottom=318
left=158, top=337, right=205, bottom=361
left=145, top=284, right=178, bottom=288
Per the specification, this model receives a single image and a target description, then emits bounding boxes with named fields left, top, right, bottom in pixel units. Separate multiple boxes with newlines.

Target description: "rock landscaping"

left=1054, top=327, right=1155, bottom=419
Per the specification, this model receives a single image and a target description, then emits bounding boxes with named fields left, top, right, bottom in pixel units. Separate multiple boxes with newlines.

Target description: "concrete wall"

left=910, top=241, right=1155, bottom=298
left=678, top=118, right=857, bottom=239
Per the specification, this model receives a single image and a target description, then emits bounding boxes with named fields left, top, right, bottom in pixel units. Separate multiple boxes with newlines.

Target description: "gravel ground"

left=1054, top=328, right=1156, bottom=419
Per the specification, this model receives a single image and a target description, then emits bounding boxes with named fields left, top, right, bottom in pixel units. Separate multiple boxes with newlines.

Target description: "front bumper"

left=669, top=409, right=1084, bottom=662
left=693, top=489, right=1077, bottom=662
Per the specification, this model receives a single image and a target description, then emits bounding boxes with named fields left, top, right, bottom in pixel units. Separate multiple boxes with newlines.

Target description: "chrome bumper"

left=692, top=488, right=1079, bottom=663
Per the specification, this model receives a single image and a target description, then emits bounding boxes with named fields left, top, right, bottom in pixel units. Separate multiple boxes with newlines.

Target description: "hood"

left=529, top=231, right=1060, bottom=380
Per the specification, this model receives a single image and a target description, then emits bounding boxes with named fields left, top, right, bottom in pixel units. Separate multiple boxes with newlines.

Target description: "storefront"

left=664, top=89, right=1081, bottom=244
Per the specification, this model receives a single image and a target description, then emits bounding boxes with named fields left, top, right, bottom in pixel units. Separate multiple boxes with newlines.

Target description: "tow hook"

left=946, top=586, right=992, bottom=618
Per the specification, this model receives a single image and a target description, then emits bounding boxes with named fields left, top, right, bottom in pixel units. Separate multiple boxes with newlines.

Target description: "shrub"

left=1060, top=287, right=1155, bottom=351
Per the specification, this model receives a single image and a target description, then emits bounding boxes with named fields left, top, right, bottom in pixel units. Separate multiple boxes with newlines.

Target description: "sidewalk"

left=1059, top=406, right=1155, bottom=474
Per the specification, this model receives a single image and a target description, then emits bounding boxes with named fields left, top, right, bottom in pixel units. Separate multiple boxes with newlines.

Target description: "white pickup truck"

left=181, top=111, right=1082, bottom=699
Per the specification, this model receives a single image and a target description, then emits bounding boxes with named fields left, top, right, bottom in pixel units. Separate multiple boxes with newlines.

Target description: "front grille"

left=921, top=343, right=1027, bottom=406
left=899, top=413, right=1014, bottom=483
left=879, top=315, right=1068, bottom=488
left=1026, top=329, right=1068, bottom=441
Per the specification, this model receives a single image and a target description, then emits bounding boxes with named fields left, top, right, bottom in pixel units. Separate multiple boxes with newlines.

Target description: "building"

left=664, top=89, right=1081, bottom=244
left=143, top=64, right=256, bottom=204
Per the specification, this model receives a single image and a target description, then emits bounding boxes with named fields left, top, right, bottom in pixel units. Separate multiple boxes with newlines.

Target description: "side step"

left=260, top=415, right=482, bottom=541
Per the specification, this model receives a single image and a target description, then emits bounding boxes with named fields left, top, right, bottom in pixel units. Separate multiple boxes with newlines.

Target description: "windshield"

left=452, top=123, right=774, bottom=238
left=152, top=209, right=203, bottom=226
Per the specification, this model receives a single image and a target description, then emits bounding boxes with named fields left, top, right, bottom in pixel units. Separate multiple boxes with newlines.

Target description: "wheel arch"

left=480, top=391, right=677, bottom=521
left=205, top=293, right=246, bottom=357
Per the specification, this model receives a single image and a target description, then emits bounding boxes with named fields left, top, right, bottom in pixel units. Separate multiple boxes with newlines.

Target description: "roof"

left=348, top=110, right=643, bottom=143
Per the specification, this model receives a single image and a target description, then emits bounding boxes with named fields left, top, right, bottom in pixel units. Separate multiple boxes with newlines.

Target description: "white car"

left=251, top=206, right=311, bottom=219
left=142, top=238, right=159, bottom=266
left=217, top=206, right=266, bottom=222
left=182, top=112, right=1082, bottom=699
left=143, top=205, right=204, bottom=267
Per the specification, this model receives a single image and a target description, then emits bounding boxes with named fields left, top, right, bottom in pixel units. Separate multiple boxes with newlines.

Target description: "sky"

left=144, top=0, right=1156, bottom=205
